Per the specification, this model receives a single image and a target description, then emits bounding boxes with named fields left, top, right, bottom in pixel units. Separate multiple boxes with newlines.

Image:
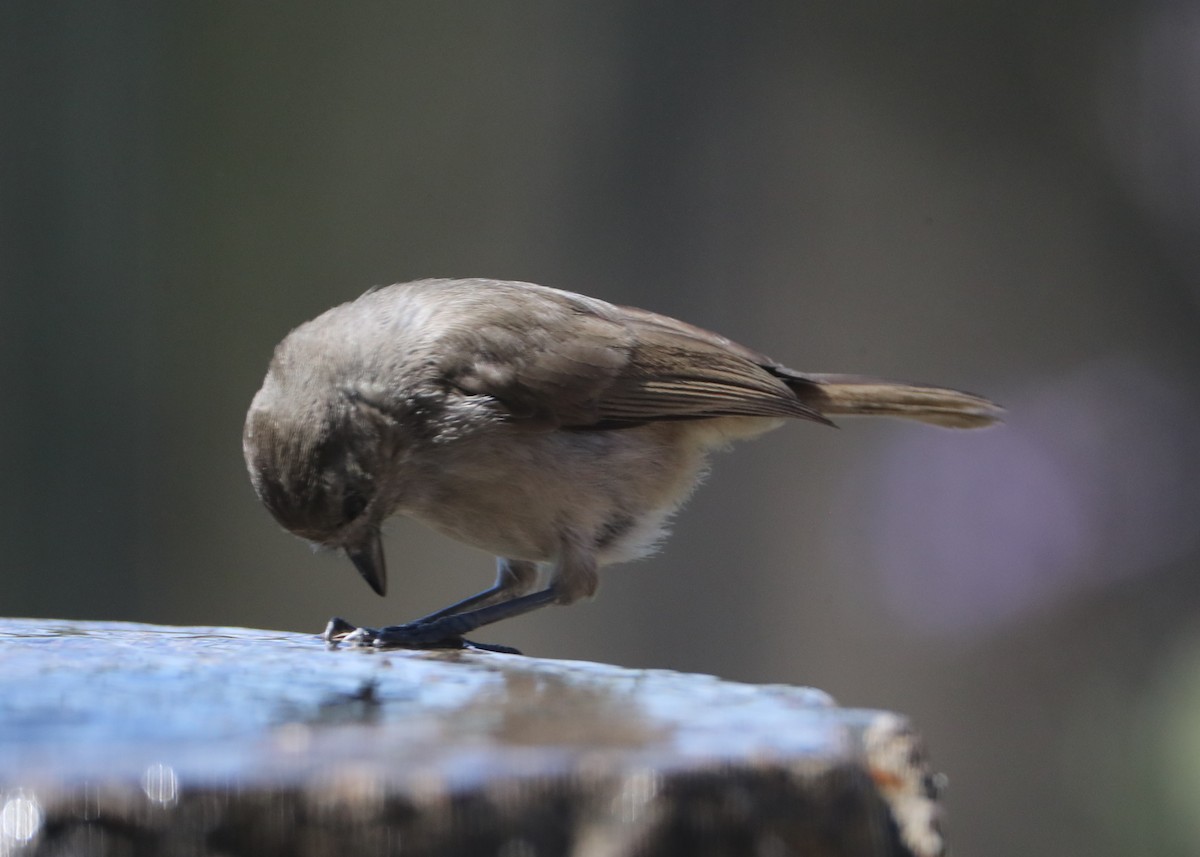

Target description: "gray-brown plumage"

left=243, top=278, right=1001, bottom=649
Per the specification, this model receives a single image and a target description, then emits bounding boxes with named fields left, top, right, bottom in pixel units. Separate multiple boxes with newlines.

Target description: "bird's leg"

left=326, top=543, right=597, bottom=651
left=323, top=589, right=557, bottom=652
left=324, top=554, right=540, bottom=648
left=411, top=558, right=539, bottom=623
left=387, top=587, right=561, bottom=644
left=323, top=559, right=538, bottom=651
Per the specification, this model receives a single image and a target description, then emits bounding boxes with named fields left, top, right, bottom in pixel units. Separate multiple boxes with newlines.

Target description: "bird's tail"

left=789, top=373, right=1003, bottom=429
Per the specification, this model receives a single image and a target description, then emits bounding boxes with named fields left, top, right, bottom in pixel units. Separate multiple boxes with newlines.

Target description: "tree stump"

left=0, top=618, right=943, bottom=856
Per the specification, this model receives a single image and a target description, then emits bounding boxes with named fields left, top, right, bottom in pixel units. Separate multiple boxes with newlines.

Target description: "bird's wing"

left=592, top=304, right=830, bottom=427
left=441, top=282, right=827, bottom=430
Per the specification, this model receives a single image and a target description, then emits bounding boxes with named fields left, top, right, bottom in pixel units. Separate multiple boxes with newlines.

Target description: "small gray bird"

left=244, top=278, right=1000, bottom=650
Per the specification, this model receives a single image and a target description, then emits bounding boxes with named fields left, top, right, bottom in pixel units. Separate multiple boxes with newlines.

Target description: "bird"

left=243, top=278, right=1001, bottom=650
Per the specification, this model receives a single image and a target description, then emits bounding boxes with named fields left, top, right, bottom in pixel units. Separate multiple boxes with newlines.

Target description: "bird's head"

left=243, top=375, right=394, bottom=597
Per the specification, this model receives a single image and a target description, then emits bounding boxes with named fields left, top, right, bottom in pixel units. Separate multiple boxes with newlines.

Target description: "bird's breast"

left=394, top=422, right=729, bottom=566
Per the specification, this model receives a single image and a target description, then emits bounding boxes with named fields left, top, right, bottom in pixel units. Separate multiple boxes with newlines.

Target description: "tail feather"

left=788, top=373, right=1003, bottom=429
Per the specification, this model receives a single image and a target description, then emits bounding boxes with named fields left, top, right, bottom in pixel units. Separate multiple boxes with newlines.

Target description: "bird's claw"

left=322, top=617, right=521, bottom=654
left=322, top=617, right=364, bottom=644
left=323, top=616, right=464, bottom=649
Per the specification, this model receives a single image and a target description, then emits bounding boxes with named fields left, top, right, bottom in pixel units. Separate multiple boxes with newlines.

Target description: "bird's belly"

left=400, top=422, right=725, bottom=565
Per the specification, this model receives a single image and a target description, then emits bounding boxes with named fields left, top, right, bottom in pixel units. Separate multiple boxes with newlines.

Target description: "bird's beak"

left=345, top=529, right=387, bottom=596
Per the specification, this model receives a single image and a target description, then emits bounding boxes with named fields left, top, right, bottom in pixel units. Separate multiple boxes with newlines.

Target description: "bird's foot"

left=322, top=616, right=463, bottom=649
left=322, top=617, right=521, bottom=654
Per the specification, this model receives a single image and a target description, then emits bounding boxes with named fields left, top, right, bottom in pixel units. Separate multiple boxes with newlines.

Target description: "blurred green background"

left=6, top=2, right=1200, bottom=855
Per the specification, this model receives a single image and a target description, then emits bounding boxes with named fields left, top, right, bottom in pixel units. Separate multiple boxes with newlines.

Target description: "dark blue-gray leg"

left=325, top=544, right=597, bottom=652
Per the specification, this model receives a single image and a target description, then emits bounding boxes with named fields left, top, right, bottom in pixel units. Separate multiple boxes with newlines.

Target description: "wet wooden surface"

left=0, top=618, right=944, bottom=856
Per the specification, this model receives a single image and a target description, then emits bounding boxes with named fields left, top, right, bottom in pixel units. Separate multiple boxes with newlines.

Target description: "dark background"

left=6, top=3, right=1200, bottom=855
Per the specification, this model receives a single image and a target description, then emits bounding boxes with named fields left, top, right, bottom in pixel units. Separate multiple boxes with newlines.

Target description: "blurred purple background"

left=5, top=3, right=1200, bottom=855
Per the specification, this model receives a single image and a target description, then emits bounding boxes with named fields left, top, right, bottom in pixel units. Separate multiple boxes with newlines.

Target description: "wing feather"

left=431, top=281, right=825, bottom=429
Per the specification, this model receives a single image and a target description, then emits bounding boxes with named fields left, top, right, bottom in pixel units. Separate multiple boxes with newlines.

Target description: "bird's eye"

left=342, top=490, right=368, bottom=523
